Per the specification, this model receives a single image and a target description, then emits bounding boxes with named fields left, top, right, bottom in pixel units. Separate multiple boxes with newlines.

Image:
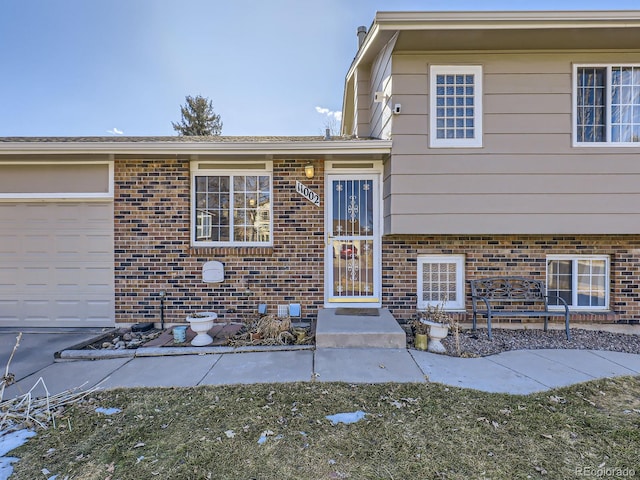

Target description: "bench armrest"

left=544, top=294, right=569, bottom=313
left=471, top=295, right=492, bottom=313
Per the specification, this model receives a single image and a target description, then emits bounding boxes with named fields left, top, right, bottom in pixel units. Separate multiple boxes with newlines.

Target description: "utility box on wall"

left=202, top=261, right=224, bottom=283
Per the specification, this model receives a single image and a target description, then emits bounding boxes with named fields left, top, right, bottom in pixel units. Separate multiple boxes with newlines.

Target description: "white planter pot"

left=186, top=312, right=217, bottom=346
left=424, top=320, right=449, bottom=354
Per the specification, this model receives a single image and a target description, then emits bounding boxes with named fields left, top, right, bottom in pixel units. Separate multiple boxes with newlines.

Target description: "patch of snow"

left=325, top=410, right=366, bottom=425
left=0, top=429, right=37, bottom=480
left=257, top=430, right=274, bottom=445
left=95, top=407, right=121, bottom=415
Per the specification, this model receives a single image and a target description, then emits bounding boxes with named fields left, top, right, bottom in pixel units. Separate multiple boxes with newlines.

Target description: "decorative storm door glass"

left=327, top=176, right=380, bottom=304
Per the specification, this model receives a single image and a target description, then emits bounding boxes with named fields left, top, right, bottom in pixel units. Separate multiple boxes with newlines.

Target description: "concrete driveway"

left=0, top=328, right=106, bottom=384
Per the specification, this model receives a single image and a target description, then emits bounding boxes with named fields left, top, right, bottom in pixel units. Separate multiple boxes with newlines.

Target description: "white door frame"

left=324, top=162, right=383, bottom=308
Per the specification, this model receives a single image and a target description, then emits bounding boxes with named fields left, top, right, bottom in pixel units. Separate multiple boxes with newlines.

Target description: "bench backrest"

left=470, top=277, right=546, bottom=301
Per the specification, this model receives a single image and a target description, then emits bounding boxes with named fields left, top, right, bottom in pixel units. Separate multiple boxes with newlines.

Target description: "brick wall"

left=114, top=157, right=325, bottom=324
left=114, top=160, right=640, bottom=327
left=382, top=235, right=640, bottom=325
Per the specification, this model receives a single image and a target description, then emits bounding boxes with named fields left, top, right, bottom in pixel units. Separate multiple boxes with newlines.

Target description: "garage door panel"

left=22, top=266, right=51, bottom=287
left=54, top=266, right=112, bottom=290
left=3, top=295, right=113, bottom=324
left=0, top=201, right=114, bottom=327
left=55, top=234, right=83, bottom=254
left=0, top=267, right=19, bottom=287
left=0, top=299, right=19, bottom=321
left=86, top=234, right=113, bottom=254
left=0, top=234, right=18, bottom=254
left=1, top=235, right=112, bottom=259
left=85, top=267, right=113, bottom=288
left=24, top=234, right=54, bottom=254
left=0, top=203, right=19, bottom=221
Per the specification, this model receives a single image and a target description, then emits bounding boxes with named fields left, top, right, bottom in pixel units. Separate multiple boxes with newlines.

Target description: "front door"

left=325, top=175, right=381, bottom=306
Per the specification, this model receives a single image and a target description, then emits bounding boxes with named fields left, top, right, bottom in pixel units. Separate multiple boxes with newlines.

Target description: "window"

left=429, top=65, right=483, bottom=148
left=191, top=162, right=272, bottom=246
left=546, top=255, right=609, bottom=310
left=417, top=255, right=465, bottom=310
left=574, top=65, right=640, bottom=145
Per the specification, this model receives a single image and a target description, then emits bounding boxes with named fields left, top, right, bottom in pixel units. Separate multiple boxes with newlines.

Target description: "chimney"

left=357, top=26, right=367, bottom=49
left=324, top=128, right=331, bottom=141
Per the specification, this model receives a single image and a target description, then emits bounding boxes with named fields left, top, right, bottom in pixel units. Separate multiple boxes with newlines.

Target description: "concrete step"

left=316, top=308, right=407, bottom=348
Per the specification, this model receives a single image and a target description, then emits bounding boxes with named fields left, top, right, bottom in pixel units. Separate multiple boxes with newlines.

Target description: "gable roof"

left=342, top=10, right=640, bottom=135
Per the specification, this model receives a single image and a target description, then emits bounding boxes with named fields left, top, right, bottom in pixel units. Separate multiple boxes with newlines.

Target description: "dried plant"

left=411, top=318, right=430, bottom=336
left=413, top=299, right=460, bottom=353
left=417, top=300, right=453, bottom=326
left=1, top=333, right=102, bottom=432
left=228, top=314, right=312, bottom=347
left=0, top=332, right=21, bottom=400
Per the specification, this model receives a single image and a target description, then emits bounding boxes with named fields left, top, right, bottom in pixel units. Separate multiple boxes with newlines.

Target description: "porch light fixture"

left=304, top=163, right=314, bottom=179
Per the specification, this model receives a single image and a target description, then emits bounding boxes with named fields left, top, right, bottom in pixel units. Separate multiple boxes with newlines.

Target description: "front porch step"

left=316, top=308, right=406, bottom=348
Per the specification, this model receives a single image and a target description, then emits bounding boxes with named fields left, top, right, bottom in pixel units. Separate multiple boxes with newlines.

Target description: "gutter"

left=0, top=139, right=392, bottom=156
left=374, top=10, right=640, bottom=29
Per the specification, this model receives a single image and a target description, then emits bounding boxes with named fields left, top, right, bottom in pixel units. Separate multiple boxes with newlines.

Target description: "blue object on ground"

left=325, top=410, right=366, bottom=425
left=95, top=407, right=122, bottom=415
left=173, top=326, right=187, bottom=343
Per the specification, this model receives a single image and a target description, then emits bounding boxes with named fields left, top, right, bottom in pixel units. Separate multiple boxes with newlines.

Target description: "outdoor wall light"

left=304, top=163, right=314, bottom=179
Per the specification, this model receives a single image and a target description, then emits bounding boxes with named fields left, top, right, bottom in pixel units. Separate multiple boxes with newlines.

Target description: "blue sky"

left=2, top=0, right=639, bottom=137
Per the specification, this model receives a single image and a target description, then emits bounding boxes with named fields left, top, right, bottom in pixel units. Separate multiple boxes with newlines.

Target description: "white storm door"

left=326, top=175, right=381, bottom=306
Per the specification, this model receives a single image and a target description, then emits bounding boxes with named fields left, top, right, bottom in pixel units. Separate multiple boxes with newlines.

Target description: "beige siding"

left=484, top=114, right=569, bottom=134
left=390, top=154, right=640, bottom=175
left=387, top=214, right=640, bottom=235
left=369, top=34, right=397, bottom=140
left=390, top=194, right=640, bottom=214
left=484, top=73, right=569, bottom=94
left=355, top=67, right=370, bottom=138
left=389, top=174, right=640, bottom=195
left=385, top=51, right=640, bottom=234
left=0, top=163, right=110, bottom=194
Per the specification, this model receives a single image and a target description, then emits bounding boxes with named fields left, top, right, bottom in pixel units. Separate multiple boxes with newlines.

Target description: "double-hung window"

left=191, top=162, right=272, bottom=246
left=417, top=255, right=465, bottom=310
left=546, top=255, right=609, bottom=310
left=574, top=65, right=640, bottom=145
left=429, top=65, right=483, bottom=148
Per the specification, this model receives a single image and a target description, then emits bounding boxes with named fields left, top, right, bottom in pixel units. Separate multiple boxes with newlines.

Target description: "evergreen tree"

left=172, top=95, right=222, bottom=136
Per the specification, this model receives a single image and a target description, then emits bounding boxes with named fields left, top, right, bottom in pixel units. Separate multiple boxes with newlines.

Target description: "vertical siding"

left=354, top=67, right=370, bottom=138
left=369, top=34, right=397, bottom=140
left=386, top=51, right=640, bottom=235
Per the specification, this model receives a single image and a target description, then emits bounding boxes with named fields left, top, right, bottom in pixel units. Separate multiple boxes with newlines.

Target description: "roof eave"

left=346, top=10, right=640, bottom=75
left=374, top=10, right=640, bottom=29
left=0, top=139, right=392, bottom=156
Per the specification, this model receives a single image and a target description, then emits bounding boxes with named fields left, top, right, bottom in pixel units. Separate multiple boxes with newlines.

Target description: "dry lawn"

left=10, top=377, right=640, bottom=479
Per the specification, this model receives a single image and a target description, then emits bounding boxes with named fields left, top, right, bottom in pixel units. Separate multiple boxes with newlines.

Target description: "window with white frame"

left=191, top=162, right=272, bottom=246
left=417, top=255, right=465, bottom=310
left=546, top=255, right=609, bottom=310
left=574, top=65, right=640, bottom=145
left=430, top=65, right=483, bottom=148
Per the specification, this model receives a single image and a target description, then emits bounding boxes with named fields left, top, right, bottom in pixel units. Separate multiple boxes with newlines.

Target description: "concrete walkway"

left=1, top=330, right=639, bottom=397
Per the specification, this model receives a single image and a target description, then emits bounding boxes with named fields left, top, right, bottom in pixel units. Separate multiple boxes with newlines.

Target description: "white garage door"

left=0, top=202, right=114, bottom=327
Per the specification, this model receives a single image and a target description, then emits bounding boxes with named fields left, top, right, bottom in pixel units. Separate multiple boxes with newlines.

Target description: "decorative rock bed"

left=429, top=327, right=640, bottom=357
left=89, top=328, right=164, bottom=350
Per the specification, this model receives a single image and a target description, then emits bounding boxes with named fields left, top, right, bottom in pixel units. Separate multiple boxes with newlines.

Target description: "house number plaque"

left=295, top=181, right=320, bottom=207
